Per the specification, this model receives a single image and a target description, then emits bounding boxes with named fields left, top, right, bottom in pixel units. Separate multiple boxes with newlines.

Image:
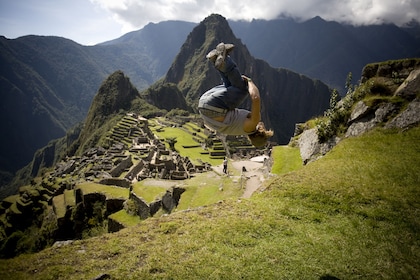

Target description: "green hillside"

left=0, top=126, right=418, bottom=279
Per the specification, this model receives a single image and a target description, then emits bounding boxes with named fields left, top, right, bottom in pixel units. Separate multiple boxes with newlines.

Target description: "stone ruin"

left=52, top=114, right=211, bottom=231
left=0, top=111, right=269, bottom=258
left=0, top=113, right=215, bottom=246
left=51, top=113, right=212, bottom=186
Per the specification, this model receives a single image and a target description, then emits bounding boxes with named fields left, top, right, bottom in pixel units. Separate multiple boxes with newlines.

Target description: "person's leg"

left=207, top=43, right=247, bottom=91
left=218, top=56, right=247, bottom=92
left=216, top=56, right=249, bottom=109
left=205, top=43, right=249, bottom=109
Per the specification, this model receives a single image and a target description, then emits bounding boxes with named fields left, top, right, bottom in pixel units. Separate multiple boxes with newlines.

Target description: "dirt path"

left=214, top=156, right=268, bottom=198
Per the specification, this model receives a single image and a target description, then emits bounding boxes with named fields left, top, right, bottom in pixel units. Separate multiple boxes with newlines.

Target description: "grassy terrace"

left=51, top=190, right=77, bottom=219
left=1, top=195, right=19, bottom=206
left=77, top=183, right=129, bottom=199
left=182, top=122, right=207, bottom=141
left=52, top=195, right=66, bottom=219
left=1, top=127, right=418, bottom=279
left=108, top=210, right=141, bottom=227
left=132, top=167, right=244, bottom=211
left=175, top=171, right=244, bottom=210
left=149, top=118, right=223, bottom=166
left=132, top=183, right=167, bottom=203
left=106, top=115, right=143, bottom=147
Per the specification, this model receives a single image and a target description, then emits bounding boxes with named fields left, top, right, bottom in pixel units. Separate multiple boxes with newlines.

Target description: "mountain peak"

left=93, top=70, right=138, bottom=114
left=156, top=14, right=331, bottom=144
left=164, top=13, right=253, bottom=103
left=74, top=71, right=140, bottom=154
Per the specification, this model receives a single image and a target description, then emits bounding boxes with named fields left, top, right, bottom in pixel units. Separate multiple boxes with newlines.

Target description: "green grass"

left=175, top=172, right=244, bottom=210
left=0, top=127, right=418, bottom=279
left=270, top=145, right=303, bottom=175
left=1, top=195, right=19, bottom=205
left=52, top=195, right=66, bottom=219
left=108, top=210, right=141, bottom=227
left=150, top=119, right=223, bottom=166
left=77, top=183, right=129, bottom=199
left=131, top=183, right=167, bottom=203
left=182, top=122, right=206, bottom=139
left=63, top=190, right=75, bottom=207
left=132, top=171, right=244, bottom=210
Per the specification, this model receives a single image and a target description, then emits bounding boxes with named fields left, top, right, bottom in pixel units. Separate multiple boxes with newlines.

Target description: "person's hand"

left=241, top=75, right=259, bottom=99
left=242, top=75, right=252, bottom=83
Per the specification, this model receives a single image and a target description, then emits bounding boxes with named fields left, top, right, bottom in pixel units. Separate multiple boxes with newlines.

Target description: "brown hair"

left=248, top=122, right=274, bottom=148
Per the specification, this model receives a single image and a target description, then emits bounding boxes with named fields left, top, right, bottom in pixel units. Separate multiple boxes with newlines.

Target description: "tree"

left=345, top=72, right=353, bottom=94
left=166, top=137, right=177, bottom=151
left=329, top=89, right=340, bottom=110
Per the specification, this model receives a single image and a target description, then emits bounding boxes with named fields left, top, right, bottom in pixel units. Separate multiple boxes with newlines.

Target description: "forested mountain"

left=1, top=14, right=418, bottom=185
left=0, top=21, right=195, bottom=178
left=229, top=16, right=420, bottom=93
left=156, top=14, right=331, bottom=144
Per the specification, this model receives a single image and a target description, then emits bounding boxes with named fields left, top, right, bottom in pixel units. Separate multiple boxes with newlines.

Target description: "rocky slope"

left=296, top=58, right=420, bottom=164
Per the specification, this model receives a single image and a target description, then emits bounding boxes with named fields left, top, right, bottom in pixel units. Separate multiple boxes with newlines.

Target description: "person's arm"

left=243, top=78, right=261, bottom=133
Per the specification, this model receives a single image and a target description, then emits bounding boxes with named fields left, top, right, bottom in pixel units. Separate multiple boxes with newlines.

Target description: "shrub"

left=166, top=109, right=189, bottom=117
left=0, top=231, right=24, bottom=258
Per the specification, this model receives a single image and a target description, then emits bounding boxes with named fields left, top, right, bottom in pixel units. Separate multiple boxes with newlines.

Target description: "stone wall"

left=161, top=187, right=186, bottom=213
left=110, top=155, right=133, bottom=177
left=106, top=198, right=126, bottom=216
left=124, top=160, right=145, bottom=181
left=99, top=178, right=131, bottom=188
left=129, top=192, right=150, bottom=220
left=108, top=216, right=125, bottom=233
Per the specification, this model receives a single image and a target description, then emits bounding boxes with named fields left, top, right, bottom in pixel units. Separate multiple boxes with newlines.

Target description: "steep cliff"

left=149, top=14, right=332, bottom=144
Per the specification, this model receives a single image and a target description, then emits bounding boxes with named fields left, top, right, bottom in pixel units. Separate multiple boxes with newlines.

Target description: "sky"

left=1, top=0, right=419, bottom=46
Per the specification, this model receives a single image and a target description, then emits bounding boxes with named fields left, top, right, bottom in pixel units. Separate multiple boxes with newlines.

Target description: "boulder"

left=298, top=128, right=340, bottom=164
left=385, top=98, right=420, bottom=129
left=346, top=103, right=398, bottom=138
left=394, top=69, right=420, bottom=100
left=348, top=101, right=371, bottom=123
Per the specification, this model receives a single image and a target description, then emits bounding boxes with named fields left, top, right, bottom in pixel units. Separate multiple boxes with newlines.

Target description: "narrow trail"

left=214, top=156, right=269, bottom=198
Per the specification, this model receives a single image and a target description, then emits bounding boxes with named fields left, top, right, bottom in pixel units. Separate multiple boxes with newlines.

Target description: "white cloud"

left=91, top=0, right=420, bottom=33
left=1, top=0, right=418, bottom=45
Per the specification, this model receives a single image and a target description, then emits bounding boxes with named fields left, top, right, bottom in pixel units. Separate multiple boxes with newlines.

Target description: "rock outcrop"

left=297, top=60, right=420, bottom=164
left=385, top=98, right=420, bottom=129
left=298, top=128, right=340, bottom=165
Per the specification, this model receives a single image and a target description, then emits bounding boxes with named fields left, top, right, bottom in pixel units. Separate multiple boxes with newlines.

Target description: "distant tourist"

left=223, top=157, right=228, bottom=174
left=198, top=42, right=273, bottom=148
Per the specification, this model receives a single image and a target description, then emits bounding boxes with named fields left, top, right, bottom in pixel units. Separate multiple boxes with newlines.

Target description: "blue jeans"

left=199, top=56, right=248, bottom=115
